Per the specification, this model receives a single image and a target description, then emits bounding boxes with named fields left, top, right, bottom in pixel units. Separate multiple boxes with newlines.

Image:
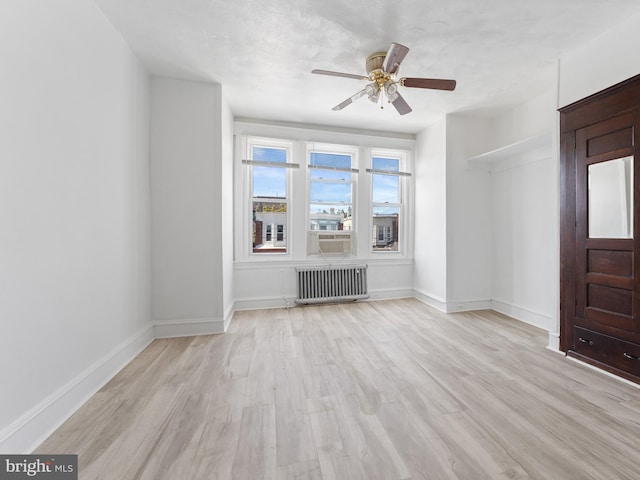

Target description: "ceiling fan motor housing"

left=366, top=52, right=387, bottom=74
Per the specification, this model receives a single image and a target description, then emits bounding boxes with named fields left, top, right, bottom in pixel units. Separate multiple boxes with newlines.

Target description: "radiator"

left=295, top=264, right=369, bottom=304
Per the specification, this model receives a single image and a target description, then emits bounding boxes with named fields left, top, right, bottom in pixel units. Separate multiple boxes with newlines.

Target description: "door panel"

left=587, top=127, right=633, bottom=157
left=587, top=284, right=632, bottom=315
left=575, top=113, right=637, bottom=336
left=587, top=249, right=633, bottom=276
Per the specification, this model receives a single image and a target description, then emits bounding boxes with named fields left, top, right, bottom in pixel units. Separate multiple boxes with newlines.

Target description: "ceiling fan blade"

left=401, top=77, right=457, bottom=91
left=391, top=92, right=412, bottom=115
left=332, top=88, right=368, bottom=111
left=383, top=43, right=410, bottom=74
left=312, top=69, right=368, bottom=80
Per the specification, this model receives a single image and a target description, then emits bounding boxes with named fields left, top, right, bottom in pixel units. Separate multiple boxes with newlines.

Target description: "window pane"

left=253, top=166, right=286, bottom=198
left=372, top=157, right=399, bottom=171
left=372, top=206, right=399, bottom=251
left=309, top=204, right=350, bottom=216
left=308, top=149, right=354, bottom=245
left=310, top=169, right=351, bottom=181
left=372, top=174, right=399, bottom=204
left=310, top=152, right=351, bottom=169
left=253, top=146, right=286, bottom=163
left=253, top=201, right=287, bottom=253
left=310, top=181, right=351, bottom=203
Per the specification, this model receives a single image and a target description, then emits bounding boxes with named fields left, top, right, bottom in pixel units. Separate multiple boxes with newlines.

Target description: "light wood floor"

left=37, top=299, right=640, bottom=479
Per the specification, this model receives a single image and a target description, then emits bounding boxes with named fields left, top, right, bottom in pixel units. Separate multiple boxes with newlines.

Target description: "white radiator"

left=295, top=264, right=369, bottom=304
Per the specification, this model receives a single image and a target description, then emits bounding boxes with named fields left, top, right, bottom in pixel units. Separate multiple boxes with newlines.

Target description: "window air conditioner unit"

left=307, top=231, right=354, bottom=255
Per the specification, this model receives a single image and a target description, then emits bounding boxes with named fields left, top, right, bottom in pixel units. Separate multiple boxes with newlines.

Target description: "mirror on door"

left=588, top=156, right=634, bottom=238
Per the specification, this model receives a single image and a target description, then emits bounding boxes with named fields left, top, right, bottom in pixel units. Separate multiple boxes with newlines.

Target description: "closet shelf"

left=467, top=132, right=551, bottom=169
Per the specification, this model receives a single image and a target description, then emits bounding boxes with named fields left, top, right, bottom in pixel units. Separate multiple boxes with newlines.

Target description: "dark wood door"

left=573, top=112, right=639, bottom=340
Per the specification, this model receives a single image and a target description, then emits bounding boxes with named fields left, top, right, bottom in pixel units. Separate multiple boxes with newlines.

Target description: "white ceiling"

left=94, top=0, right=640, bottom=134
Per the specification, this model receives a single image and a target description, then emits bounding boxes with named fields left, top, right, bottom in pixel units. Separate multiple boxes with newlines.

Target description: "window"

left=308, top=146, right=355, bottom=234
left=247, top=141, right=291, bottom=254
left=370, top=153, right=407, bottom=252
left=238, top=132, right=412, bottom=261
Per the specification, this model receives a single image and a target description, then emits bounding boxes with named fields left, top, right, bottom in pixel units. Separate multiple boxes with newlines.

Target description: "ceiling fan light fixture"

left=385, top=82, right=399, bottom=102
left=365, top=83, right=380, bottom=103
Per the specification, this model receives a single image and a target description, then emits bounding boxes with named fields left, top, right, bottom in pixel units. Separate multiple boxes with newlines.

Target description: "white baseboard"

left=233, top=288, right=414, bottom=312
left=412, top=289, right=448, bottom=312
left=153, top=316, right=227, bottom=338
left=413, top=293, right=557, bottom=336
left=490, top=298, right=554, bottom=332
left=413, top=290, right=493, bottom=314
left=546, top=331, right=561, bottom=353
left=0, top=324, right=154, bottom=454
left=446, top=299, right=492, bottom=313
left=223, top=302, right=235, bottom=332
left=233, top=296, right=295, bottom=311
left=366, top=288, right=413, bottom=302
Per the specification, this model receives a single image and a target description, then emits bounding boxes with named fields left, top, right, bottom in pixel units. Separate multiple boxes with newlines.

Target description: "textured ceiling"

left=94, top=0, right=640, bottom=134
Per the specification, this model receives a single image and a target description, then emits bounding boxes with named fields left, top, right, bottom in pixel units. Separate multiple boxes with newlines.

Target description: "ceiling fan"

left=312, top=42, right=456, bottom=115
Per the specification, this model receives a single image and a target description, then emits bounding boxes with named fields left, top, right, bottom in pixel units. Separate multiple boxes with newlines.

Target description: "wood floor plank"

left=276, top=460, right=323, bottom=480
left=35, top=298, right=640, bottom=479
left=187, top=395, right=244, bottom=480
left=274, top=358, right=318, bottom=466
left=231, top=404, right=277, bottom=479
left=306, top=396, right=372, bottom=480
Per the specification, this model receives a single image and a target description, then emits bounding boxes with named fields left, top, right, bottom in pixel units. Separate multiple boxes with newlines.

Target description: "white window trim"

left=234, top=124, right=415, bottom=264
left=306, top=142, right=359, bottom=256
left=370, top=148, right=410, bottom=255
left=244, top=136, right=294, bottom=258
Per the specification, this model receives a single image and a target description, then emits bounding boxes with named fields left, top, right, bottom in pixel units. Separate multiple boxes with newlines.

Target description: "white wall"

left=491, top=91, right=555, bottom=148
left=413, top=119, right=448, bottom=309
left=0, top=0, right=151, bottom=452
left=445, top=115, right=493, bottom=309
left=412, top=95, right=558, bottom=331
left=559, top=9, right=640, bottom=108
left=220, top=94, right=235, bottom=324
left=490, top=156, right=557, bottom=331
left=150, top=78, right=229, bottom=336
left=484, top=91, right=558, bottom=333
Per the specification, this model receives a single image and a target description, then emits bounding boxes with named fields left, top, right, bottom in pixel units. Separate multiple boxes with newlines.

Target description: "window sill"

left=234, top=255, right=413, bottom=270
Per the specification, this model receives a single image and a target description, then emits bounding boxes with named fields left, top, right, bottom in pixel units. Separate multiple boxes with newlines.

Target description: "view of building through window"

left=371, top=156, right=401, bottom=252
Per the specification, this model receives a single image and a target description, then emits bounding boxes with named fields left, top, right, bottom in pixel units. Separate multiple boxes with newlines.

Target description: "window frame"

left=235, top=128, right=414, bottom=264
left=306, top=142, right=359, bottom=254
left=369, top=148, right=409, bottom=254
left=245, top=136, right=294, bottom=257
